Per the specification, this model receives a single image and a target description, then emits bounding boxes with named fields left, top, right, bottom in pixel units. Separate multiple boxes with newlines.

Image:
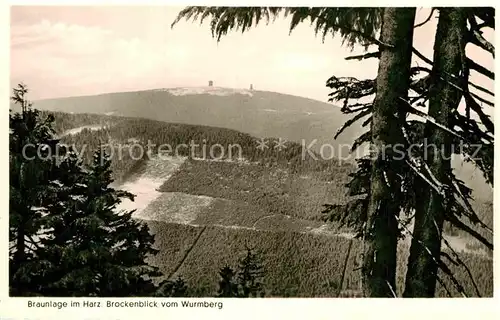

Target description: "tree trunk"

left=15, top=225, right=25, bottom=263
left=403, top=8, right=467, bottom=297
left=362, top=7, right=416, bottom=297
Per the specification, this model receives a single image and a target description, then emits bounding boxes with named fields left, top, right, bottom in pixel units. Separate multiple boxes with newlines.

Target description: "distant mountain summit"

left=155, top=86, right=254, bottom=97
left=27, top=87, right=358, bottom=156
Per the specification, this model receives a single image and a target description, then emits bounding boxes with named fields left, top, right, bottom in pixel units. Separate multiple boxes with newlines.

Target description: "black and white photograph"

left=6, top=4, right=495, bottom=307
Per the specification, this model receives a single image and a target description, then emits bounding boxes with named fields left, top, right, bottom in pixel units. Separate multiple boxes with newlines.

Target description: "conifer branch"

left=395, top=215, right=468, bottom=297
left=436, top=275, right=453, bottom=297
left=345, top=51, right=380, bottom=61
left=470, top=30, right=494, bottom=57
left=468, top=81, right=494, bottom=97
left=441, top=236, right=482, bottom=296
left=414, top=8, right=436, bottom=28
left=450, top=178, right=493, bottom=236
left=467, top=58, right=494, bottom=80
left=400, top=97, right=467, bottom=141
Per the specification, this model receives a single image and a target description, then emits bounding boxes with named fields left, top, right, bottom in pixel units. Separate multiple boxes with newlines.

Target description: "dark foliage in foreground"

left=10, top=84, right=159, bottom=296
left=217, top=247, right=265, bottom=297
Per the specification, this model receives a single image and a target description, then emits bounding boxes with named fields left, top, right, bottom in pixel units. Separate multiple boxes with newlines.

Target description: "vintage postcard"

left=3, top=3, right=497, bottom=319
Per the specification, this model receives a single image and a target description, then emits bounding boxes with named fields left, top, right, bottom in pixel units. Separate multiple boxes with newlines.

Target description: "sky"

left=10, top=7, right=494, bottom=105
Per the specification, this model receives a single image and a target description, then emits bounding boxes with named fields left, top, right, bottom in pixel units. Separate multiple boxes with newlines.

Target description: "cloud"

left=9, top=8, right=382, bottom=102
left=11, top=7, right=492, bottom=107
left=10, top=19, right=193, bottom=99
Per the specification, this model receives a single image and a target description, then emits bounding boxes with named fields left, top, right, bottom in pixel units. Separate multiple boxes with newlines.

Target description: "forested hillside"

left=35, top=111, right=493, bottom=298
left=46, top=110, right=353, bottom=184
left=26, top=88, right=358, bottom=159
left=26, top=87, right=492, bottom=204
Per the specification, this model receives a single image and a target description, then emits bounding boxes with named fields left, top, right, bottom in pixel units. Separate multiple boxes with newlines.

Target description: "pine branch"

left=405, top=160, right=443, bottom=196
left=351, top=131, right=371, bottom=153
left=327, top=76, right=375, bottom=101
left=395, top=215, right=468, bottom=297
left=173, top=7, right=385, bottom=49
left=468, top=81, right=494, bottom=97
left=438, top=260, right=468, bottom=297
left=386, top=280, right=397, bottom=297
left=413, top=47, right=433, bottom=65
left=464, top=93, right=494, bottom=134
left=436, top=275, right=453, bottom=297
left=410, top=51, right=493, bottom=98
left=440, top=73, right=494, bottom=110
left=412, top=48, right=495, bottom=101
left=338, top=103, right=371, bottom=114
left=362, top=116, right=372, bottom=127
left=402, top=122, right=492, bottom=252
left=445, top=214, right=492, bottom=252
left=468, top=90, right=494, bottom=107
left=409, top=79, right=430, bottom=102
left=471, top=8, right=495, bottom=30
left=24, top=235, right=41, bottom=250
left=401, top=126, right=445, bottom=196
left=414, top=8, right=436, bottom=28
left=453, top=113, right=494, bottom=144
left=345, top=51, right=380, bottom=61
left=441, top=236, right=482, bottom=297
left=467, top=58, right=494, bottom=80
left=400, top=97, right=467, bottom=141
left=334, top=109, right=371, bottom=139
left=411, top=66, right=432, bottom=75
left=311, top=13, right=391, bottom=48
left=450, top=178, right=493, bottom=236
left=469, top=30, right=495, bottom=57
left=438, top=72, right=494, bottom=107
left=468, top=9, right=494, bottom=59
left=476, top=21, right=494, bottom=30
left=440, top=251, right=459, bottom=266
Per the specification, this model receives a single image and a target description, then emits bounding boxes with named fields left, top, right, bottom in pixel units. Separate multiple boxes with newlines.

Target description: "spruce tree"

left=37, top=149, right=161, bottom=296
left=173, top=7, right=494, bottom=297
left=215, top=248, right=265, bottom=297
left=217, top=266, right=239, bottom=297
left=404, top=8, right=467, bottom=297
left=155, top=277, right=188, bottom=297
left=360, top=7, right=416, bottom=297
left=9, top=84, right=62, bottom=296
left=236, top=248, right=265, bottom=297
left=10, top=84, right=163, bottom=296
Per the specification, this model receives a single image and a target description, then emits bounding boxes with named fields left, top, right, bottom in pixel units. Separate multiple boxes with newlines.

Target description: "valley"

left=32, top=88, right=493, bottom=297
left=24, top=87, right=492, bottom=202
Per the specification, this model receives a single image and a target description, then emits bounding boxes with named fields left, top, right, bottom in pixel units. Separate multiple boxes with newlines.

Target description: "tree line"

left=45, top=110, right=354, bottom=183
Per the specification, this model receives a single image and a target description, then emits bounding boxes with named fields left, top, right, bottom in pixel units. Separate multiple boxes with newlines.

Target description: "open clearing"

left=115, top=155, right=187, bottom=217
left=119, top=156, right=491, bottom=259
left=61, top=124, right=106, bottom=136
